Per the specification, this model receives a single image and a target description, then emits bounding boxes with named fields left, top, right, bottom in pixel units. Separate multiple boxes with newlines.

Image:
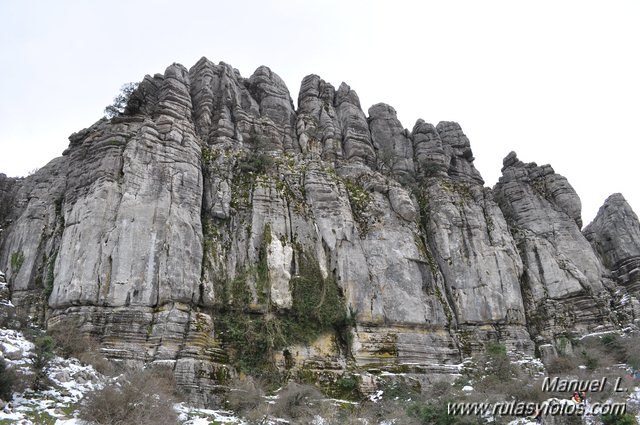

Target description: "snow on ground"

left=369, top=389, right=384, bottom=402
left=508, top=419, right=537, bottom=425
left=0, top=328, right=34, bottom=359
left=0, top=327, right=104, bottom=425
left=175, top=404, right=244, bottom=424
left=579, top=327, right=636, bottom=340
left=1, top=324, right=638, bottom=424
left=0, top=328, right=249, bottom=425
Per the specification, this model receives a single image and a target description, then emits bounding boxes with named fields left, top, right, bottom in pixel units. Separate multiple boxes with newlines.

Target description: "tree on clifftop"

left=104, top=82, right=141, bottom=118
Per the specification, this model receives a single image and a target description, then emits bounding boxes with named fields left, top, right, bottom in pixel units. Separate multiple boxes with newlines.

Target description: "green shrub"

left=32, top=335, right=55, bottom=390
left=0, top=359, right=15, bottom=401
left=408, top=402, right=457, bottom=425
left=601, top=413, right=638, bottom=425
left=238, top=152, right=274, bottom=174
left=483, top=342, right=515, bottom=380
left=343, top=179, right=371, bottom=234
left=215, top=252, right=350, bottom=380
left=216, top=312, right=280, bottom=377
left=237, top=137, right=274, bottom=175
left=334, top=376, right=359, bottom=397
left=104, top=82, right=142, bottom=118
left=289, top=253, right=346, bottom=333
left=10, top=251, right=24, bottom=274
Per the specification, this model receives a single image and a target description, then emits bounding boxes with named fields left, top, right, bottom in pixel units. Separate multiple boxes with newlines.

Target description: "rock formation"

left=584, top=193, right=640, bottom=320
left=493, top=153, right=617, bottom=352
left=0, top=57, right=637, bottom=405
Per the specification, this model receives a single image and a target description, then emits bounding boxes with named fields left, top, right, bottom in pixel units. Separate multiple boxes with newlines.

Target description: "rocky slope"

left=0, top=57, right=638, bottom=405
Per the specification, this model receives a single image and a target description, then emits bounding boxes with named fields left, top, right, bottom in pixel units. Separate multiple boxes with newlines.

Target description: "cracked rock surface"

left=0, top=57, right=637, bottom=404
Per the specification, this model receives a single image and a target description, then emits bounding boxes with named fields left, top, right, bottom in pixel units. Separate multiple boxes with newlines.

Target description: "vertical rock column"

left=414, top=123, right=532, bottom=354
left=367, top=103, right=414, bottom=177
left=296, top=74, right=342, bottom=161
left=494, top=152, right=615, bottom=347
left=584, top=193, right=640, bottom=322
left=0, top=159, right=67, bottom=321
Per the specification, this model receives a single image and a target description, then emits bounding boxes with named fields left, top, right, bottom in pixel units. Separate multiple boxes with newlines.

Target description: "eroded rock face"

left=584, top=193, right=640, bottom=322
left=0, top=174, right=19, bottom=227
left=436, top=121, right=484, bottom=185
left=412, top=120, right=447, bottom=178
left=416, top=139, right=533, bottom=356
left=493, top=152, right=615, bottom=343
left=296, top=75, right=342, bottom=161
left=585, top=194, right=640, bottom=288
left=368, top=103, right=414, bottom=176
left=54, top=64, right=204, bottom=309
left=335, top=83, right=376, bottom=166
left=0, top=58, right=637, bottom=405
left=0, top=158, right=67, bottom=323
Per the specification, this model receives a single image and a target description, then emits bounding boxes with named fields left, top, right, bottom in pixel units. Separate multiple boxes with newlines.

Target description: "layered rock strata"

left=493, top=152, right=616, bottom=348
left=0, top=57, right=637, bottom=404
left=584, top=193, right=640, bottom=322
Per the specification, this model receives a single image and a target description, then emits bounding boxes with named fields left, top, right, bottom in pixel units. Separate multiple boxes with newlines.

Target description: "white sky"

left=0, top=0, right=638, bottom=225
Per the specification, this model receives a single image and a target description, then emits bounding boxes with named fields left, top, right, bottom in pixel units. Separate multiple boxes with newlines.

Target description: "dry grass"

left=225, top=377, right=265, bottom=415
left=270, top=382, right=324, bottom=421
left=49, top=325, right=114, bottom=375
left=545, top=356, right=578, bottom=374
left=79, top=368, right=180, bottom=425
left=49, top=325, right=97, bottom=359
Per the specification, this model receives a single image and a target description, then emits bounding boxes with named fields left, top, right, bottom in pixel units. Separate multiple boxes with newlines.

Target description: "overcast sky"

left=0, top=0, right=638, bottom=225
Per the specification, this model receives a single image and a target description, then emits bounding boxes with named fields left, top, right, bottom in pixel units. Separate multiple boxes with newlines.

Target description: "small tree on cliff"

left=104, top=82, right=141, bottom=118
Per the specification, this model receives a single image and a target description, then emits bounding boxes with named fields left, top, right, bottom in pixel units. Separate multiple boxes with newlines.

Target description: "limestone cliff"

left=584, top=193, right=640, bottom=321
left=0, top=58, right=637, bottom=405
left=493, top=153, right=619, bottom=355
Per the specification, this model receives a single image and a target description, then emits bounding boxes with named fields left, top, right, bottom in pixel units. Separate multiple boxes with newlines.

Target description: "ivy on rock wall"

left=214, top=248, right=352, bottom=381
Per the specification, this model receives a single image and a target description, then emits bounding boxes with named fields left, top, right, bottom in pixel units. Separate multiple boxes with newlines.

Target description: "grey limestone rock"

left=335, top=83, right=376, bottom=166
left=436, top=121, right=484, bottom=185
left=0, top=157, right=67, bottom=322
left=0, top=58, right=637, bottom=404
left=411, top=120, right=448, bottom=178
left=584, top=193, right=640, bottom=322
left=416, top=133, right=534, bottom=354
left=423, top=180, right=526, bottom=326
left=494, top=152, right=614, bottom=341
left=584, top=193, right=640, bottom=289
left=52, top=63, right=204, bottom=309
left=296, top=74, right=342, bottom=161
left=367, top=103, right=414, bottom=176
left=0, top=174, right=19, bottom=227
left=246, top=65, right=297, bottom=153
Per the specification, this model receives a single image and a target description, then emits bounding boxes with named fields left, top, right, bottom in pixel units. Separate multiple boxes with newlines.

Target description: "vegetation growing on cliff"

left=343, top=178, right=371, bottom=235
left=214, top=247, right=351, bottom=382
left=10, top=251, right=24, bottom=274
left=104, top=82, right=143, bottom=118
